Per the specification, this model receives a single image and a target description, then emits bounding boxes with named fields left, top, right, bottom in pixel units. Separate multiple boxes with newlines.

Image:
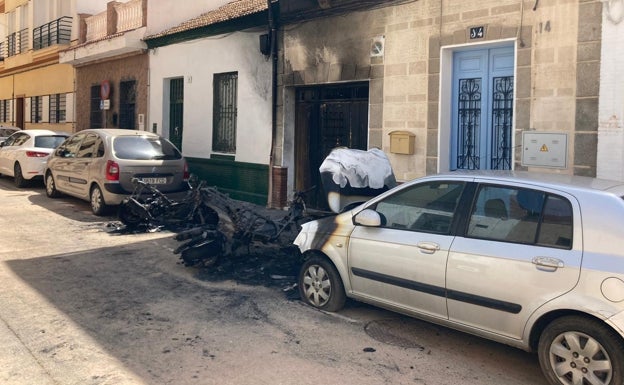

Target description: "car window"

left=0, top=128, right=18, bottom=137
left=371, top=181, right=465, bottom=234
left=466, top=185, right=573, bottom=249
left=55, top=134, right=84, bottom=158
left=34, top=135, right=68, bottom=149
left=76, top=133, right=99, bottom=158
left=94, top=135, right=105, bottom=157
left=6, top=133, right=29, bottom=146
left=113, top=136, right=182, bottom=160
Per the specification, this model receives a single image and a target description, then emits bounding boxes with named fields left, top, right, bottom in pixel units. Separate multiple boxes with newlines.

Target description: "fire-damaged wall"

left=275, top=0, right=602, bottom=196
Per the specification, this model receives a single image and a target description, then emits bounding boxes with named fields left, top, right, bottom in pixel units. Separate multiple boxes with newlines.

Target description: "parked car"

left=44, top=129, right=189, bottom=215
left=294, top=170, right=624, bottom=385
left=0, top=126, right=20, bottom=144
left=0, top=129, right=69, bottom=187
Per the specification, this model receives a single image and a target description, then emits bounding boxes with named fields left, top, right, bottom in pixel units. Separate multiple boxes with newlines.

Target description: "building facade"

left=0, top=0, right=75, bottom=132
left=59, top=0, right=148, bottom=131
left=272, top=0, right=617, bottom=208
left=145, top=0, right=273, bottom=204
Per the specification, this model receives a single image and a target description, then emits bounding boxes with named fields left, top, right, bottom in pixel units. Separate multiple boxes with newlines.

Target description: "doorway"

left=294, top=82, right=369, bottom=209
left=169, top=78, right=184, bottom=150
left=451, top=46, right=514, bottom=170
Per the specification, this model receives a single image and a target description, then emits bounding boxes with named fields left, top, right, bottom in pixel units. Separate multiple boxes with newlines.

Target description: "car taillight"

left=26, top=151, right=48, bottom=158
left=183, top=160, right=190, bottom=181
left=106, top=160, right=120, bottom=181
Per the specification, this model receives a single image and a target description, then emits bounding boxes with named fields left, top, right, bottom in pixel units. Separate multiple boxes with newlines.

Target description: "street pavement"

left=0, top=177, right=548, bottom=385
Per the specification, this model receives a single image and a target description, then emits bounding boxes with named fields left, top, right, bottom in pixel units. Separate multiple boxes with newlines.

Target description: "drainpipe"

left=267, top=0, right=278, bottom=208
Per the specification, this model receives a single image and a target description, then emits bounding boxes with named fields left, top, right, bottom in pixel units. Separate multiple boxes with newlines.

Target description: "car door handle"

left=417, top=242, right=440, bottom=254
left=532, top=256, right=564, bottom=269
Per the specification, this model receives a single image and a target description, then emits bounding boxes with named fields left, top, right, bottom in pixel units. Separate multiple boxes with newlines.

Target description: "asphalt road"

left=0, top=177, right=549, bottom=385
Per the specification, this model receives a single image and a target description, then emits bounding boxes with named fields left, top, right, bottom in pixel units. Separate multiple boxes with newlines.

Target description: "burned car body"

left=294, top=170, right=624, bottom=385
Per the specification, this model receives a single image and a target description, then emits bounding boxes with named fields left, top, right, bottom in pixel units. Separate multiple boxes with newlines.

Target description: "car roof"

left=19, top=129, right=69, bottom=136
left=426, top=170, right=624, bottom=195
left=79, top=128, right=160, bottom=138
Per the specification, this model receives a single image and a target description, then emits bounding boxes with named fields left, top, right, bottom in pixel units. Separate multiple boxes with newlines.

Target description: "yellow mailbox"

left=389, top=130, right=415, bottom=155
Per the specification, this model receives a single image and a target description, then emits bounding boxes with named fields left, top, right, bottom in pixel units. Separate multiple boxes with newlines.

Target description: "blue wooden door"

left=451, top=47, right=514, bottom=170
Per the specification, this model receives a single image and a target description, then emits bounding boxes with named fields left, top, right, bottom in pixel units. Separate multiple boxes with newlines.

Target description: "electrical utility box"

left=521, top=132, right=568, bottom=168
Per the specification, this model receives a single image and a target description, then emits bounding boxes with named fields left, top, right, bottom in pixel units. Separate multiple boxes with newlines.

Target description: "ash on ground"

left=189, top=244, right=303, bottom=298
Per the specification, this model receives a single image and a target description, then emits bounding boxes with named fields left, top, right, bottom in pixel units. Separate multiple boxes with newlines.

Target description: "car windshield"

left=113, top=136, right=182, bottom=160
left=34, top=135, right=68, bottom=149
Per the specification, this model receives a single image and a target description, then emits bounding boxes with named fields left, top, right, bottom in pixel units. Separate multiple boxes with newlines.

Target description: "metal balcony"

left=33, top=16, right=72, bottom=50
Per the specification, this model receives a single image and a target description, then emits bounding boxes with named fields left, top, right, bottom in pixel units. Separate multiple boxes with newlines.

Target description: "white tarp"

left=319, top=148, right=396, bottom=189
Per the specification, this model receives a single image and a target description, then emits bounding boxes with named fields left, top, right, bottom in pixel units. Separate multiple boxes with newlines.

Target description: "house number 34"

left=469, top=26, right=485, bottom=39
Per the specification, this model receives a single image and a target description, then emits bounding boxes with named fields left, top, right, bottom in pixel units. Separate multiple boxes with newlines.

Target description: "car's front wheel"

left=90, top=184, right=109, bottom=216
left=538, top=316, right=624, bottom=385
left=298, top=254, right=346, bottom=312
left=14, top=163, right=26, bottom=188
left=45, top=172, right=60, bottom=198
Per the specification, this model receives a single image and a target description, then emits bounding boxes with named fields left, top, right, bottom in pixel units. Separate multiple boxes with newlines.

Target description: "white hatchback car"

left=0, top=129, right=69, bottom=187
left=294, top=170, right=624, bottom=385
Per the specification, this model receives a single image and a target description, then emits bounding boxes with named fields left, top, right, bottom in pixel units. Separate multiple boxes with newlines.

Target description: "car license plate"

left=140, top=177, right=167, bottom=184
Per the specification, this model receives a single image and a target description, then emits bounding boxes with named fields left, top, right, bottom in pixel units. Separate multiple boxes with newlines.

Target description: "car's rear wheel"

left=13, top=163, right=26, bottom=188
left=45, top=172, right=60, bottom=198
left=538, top=316, right=624, bottom=385
left=298, top=254, right=346, bottom=312
left=90, top=184, right=109, bottom=216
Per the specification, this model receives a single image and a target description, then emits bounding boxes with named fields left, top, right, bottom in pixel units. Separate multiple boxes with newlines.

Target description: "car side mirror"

left=353, top=209, right=382, bottom=227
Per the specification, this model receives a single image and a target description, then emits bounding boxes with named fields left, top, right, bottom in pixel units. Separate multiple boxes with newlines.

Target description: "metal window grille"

left=7, top=28, right=29, bottom=56
left=457, top=78, right=482, bottom=170
left=90, top=85, right=103, bottom=128
left=33, top=16, right=72, bottom=50
left=119, top=80, right=136, bottom=129
left=0, top=100, right=7, bottom=122
left=490, top=76, right=514, bottom=170
left=49, top=94, right=67, bottom=124
left=31, top=96, right=42, bottom=123
left=212, top=72, right=238, bottom=153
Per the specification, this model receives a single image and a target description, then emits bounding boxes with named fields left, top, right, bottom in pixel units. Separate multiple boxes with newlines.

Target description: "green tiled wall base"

left=187, top=157, right=269, bottom=205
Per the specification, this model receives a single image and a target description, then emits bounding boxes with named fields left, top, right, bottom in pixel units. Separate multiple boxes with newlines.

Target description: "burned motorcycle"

left=117, top=177, right=218, bottom=231
left=173, top=187, right=321, bottom=267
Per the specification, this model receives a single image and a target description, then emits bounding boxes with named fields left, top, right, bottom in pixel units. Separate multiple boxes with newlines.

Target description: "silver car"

left=294, top=170, right=624, bottom=385
left=44, top=129, right=189, bottom=215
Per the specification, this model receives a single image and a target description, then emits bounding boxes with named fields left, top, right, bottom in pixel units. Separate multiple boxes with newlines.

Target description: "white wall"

left=597, top=3, right=624, bottom=180
left=146, top=0, right=232, bottom=36
left=75, top=0, right=110, bottom=15
left=149, top=31, right=272, bottom=165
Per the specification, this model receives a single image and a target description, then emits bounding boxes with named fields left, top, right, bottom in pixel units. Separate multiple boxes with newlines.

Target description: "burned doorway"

left=294, top=82, right=369, bottom=209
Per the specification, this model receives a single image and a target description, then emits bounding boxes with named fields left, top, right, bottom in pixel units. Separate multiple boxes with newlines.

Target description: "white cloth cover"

left=319, top=148, right=396, bottom=189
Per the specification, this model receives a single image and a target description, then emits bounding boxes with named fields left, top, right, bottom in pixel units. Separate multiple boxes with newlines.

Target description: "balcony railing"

left=33, top=16, right=72, bottom=50
left=6, top=28, right=29, bottom=57
left=115, top=0, right=143, bottom=33
left=0, top=41, right=4, bottom=60
left=85, top=12, right=107, bottom=42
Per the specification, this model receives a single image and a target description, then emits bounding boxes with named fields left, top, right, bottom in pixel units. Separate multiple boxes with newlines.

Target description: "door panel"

left=446, top=183, right=582, bottom=339
left=347, top=181, right=466, bottom=319
left=452, top=46, right=514, bottom=170
left=295, top=83, right=369, bottom=210
left=169, top=78, right=184, bottom=151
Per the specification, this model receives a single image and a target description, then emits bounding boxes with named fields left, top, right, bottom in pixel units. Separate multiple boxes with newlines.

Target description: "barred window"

left=119, top=80, right=136, bottom=129
left=212, top=72, right=238, bottom=153
left=49, top=94, right=67, bottom=123
left=0, top=100, right=9, bottom=123
left=90, top=85, right=103, bottom=128
left=31, top=96, right=42, bottom=123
